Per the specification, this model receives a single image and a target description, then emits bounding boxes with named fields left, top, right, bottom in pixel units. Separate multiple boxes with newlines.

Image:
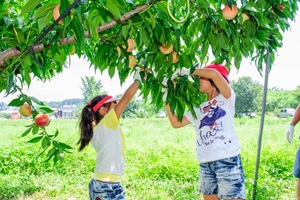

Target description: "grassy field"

left=0, top=115, right=298, bottom=200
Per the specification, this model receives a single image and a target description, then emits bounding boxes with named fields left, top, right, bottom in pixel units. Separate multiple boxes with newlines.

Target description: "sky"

left=1, top=7, right=299, bottom=104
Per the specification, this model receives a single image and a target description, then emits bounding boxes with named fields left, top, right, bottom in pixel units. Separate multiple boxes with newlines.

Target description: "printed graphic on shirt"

left=197, top=99, right=228, bottom=147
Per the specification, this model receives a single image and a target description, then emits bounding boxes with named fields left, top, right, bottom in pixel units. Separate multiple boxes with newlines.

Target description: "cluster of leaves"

left=8, top=94, right=73, bottom=163
left=0, top=0, right=298, bottom=119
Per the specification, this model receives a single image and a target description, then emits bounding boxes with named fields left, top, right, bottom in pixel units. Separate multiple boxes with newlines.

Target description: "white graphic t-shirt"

left=185, top=88, right=240, bottom=163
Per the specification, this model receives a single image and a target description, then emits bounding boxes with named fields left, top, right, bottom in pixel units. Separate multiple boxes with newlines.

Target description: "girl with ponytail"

left=77, top=68, right=142, bottom=200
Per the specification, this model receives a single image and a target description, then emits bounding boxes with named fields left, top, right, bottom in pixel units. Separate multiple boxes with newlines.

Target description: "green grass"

left=0, top=116, right=298, bottom=199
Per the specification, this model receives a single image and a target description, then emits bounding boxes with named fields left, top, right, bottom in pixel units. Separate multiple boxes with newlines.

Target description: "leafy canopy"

left=0, top=0, right=298, bottom=118
left=0, top=0, right=298, bottom=163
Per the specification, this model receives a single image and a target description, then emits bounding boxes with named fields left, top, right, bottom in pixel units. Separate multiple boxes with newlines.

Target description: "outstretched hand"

left=161, top=67, right=190, bottom=103
left=161, top=77, right=168, bottom=102
left=133, top=67, right=142, bottom=83
left=178, top=67, right=190, bottom=76
left=285, top=124, right=295, bottom=143
left=171, top=67, right=190, bottom=80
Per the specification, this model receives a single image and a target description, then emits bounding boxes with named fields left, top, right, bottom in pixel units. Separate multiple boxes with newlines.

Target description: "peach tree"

left=0, top=0, right=298, bottom=162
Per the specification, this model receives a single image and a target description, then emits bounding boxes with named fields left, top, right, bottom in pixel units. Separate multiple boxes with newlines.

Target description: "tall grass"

left=0, top=116, right=298, bottom=199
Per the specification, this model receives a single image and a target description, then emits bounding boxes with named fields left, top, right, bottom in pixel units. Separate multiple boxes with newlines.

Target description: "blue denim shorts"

left=293, top=148, right=300, bottom=178
left=199, top=154, right=246, bottom=199
left=89, top=179, right=125, bottom=200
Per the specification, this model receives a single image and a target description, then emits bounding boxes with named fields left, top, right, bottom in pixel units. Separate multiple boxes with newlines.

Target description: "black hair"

left=208, top=74, right=229, bottom=93
left=209, top=79, right=220, bottom=93
left=77, top=94, right=111, bottom=151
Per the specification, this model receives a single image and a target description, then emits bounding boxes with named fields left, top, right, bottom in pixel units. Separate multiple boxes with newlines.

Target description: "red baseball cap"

left=204, top=64, right=229, bottom=83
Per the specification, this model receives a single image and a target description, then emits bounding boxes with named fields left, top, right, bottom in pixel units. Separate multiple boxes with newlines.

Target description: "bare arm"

left=290, top=104, right=300, bottom=126
left=192, top=68, right=231, bottom=99
left=165, top=103, right=191, bottom=128
left=114, top=80, right=140, bottom=119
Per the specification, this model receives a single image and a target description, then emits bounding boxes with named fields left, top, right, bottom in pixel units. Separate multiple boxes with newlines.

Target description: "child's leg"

left=199, top=162, right=219, bottom=199
left=214, top=155, right=245, bottom=200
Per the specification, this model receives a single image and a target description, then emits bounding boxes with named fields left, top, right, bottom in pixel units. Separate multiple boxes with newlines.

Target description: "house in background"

left=53, top=105, right=76, bottom=119
left=10, top=111, right=20, bottom=119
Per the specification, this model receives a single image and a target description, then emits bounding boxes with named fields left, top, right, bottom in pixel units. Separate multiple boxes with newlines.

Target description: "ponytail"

left=77, top=94, right=108, bottom=151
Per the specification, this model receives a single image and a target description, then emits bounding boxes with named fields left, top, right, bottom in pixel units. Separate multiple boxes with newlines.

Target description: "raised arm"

left=114, top=69, right=141, bottom=118
left=192, top=68, right=231, bottom=99
left=165, top=103, right=191, bottom=128
left=291, top=104, right=300, bottom=126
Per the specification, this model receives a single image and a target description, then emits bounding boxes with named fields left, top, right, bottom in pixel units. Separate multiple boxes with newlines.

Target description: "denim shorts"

left=199, top=154, right=246, bottom=199
left=293, top=148, right=300, bottom=178
left=89, top=179, right=125, bottom=200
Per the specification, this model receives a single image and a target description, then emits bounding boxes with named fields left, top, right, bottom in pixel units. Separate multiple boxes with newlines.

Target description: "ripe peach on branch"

left=166, top=51, right=179, bottom=63
left=19, top=103, right=32, bottom=117
left=34, top=113, right=50, bottom=127
left=122, top=38, right=135, bottom=52
left=53, top=5, right=64, bottom=25
left=159, top=44, right=173, bottom=54
left=222, top=4, right=238, bottom=20
left=116, top=46, right=121, bottom=58
left=241, top=13, right=249, bottom=23
left=128, top=55, right=137, bottom=68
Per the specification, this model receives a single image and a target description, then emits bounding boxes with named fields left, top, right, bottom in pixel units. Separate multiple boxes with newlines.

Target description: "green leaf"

left=61, top=0, right=72, bottom=27
left=147, top=10, right=156, bottom=29
left=30, top=96, right=45, bottom=105
left=54, top=130, right=59, bottom=138
left=8, top=97, right=25, bottom=107
left=21, top=127, right=32, bottom=137
left=38, top=106, right=54, bottom=113
left=201, top=40, right=209, bottom=61
left=42, top=136, right=50, bottom=148
left=244, top=5, right=258, bottom=12
left=28, top=136, right=43, bottom=143
left=72, top=17, right=85, bottom=49
left=32, top=125, right=39, bottom=135
left=58, top=142, right=74, bottom=150
left=21, top=0, right=42, bottom=15
left=203, top=19, right=211, bottom=35
left=45, top=147, right=57, bottom=161
left=37, top=10, right=54, bottom=33
left=218, top=32, right=228, bottom=51
left=106, top=0, right=121, bottom=19
left=33, top=4, right=56, bottom=20
left=108, top=65, right=116, bottom=78
left=6, top=73, right=14, bottom=95
left=47, top=147, right=56, bottom=157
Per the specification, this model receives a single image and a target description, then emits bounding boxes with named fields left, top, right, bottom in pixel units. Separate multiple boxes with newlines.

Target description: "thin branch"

left=0, top=2, right=151, bottom=67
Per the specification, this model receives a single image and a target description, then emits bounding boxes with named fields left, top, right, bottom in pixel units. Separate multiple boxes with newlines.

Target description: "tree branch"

left=0, top=3, right=151, bottom=67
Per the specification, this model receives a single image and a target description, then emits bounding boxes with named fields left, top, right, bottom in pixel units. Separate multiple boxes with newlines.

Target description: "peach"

left=277, top=4, right=284, bottom=11
left=122, top=39, right=135, bottom=52
left=166, top=51, right=179, bottom=63
left=222, top=5, right=238, bottom=20
left=128, top=55, right=137, bottom=68
left=159, top=44, right=173, bottom=54
left=34, top=113, right=50, bottom=127
left=126, top=39, right=135, bottom=52
left=116, top=46, right=121, bottom=58
left=241, top=13, right=249, bottom=23
left=19, top=104, right=32, bottom=117
left=53, top=5, right=64, bottom=25
left=171, top=51, right=179, bottom=63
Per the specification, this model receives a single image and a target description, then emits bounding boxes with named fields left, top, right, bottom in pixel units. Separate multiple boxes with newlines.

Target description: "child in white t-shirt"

left=77, top=68, right=142, bottom=200
left=165, top=64, right=246, bottom=200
